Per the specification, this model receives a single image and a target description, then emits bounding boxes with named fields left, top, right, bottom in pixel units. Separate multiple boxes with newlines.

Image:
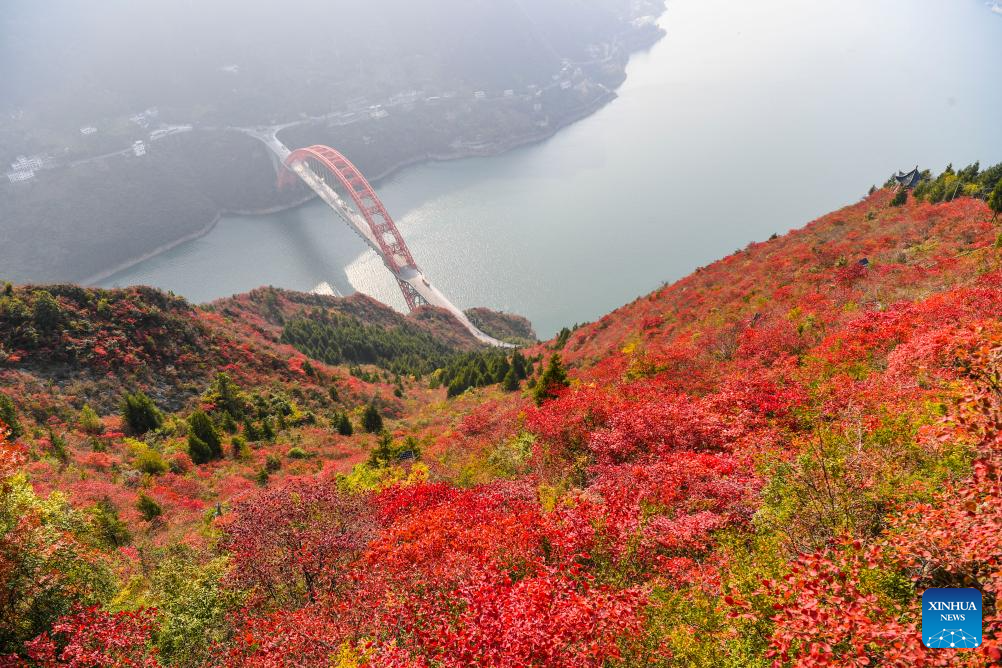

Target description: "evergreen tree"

left=231, top=435, right=250, bottom=460
left=889, top=189, right=908, bottom=207
left=554, top=327, right=572, bottom=349
left=260, top=418, right=276, bottom=441
left=0, top=394, right=23, bottom=439
left=362, top=403, right=384, bottom=433
left=188, top=411, right=222, bottom=463
left=47, top=429, right=69, bottom=464
left=533, top=353, right=570, bottom=406
left=137, top=493, right=163, bottom=522
left=336, top=413, right=354, bottom=436
left=242, top=419, right=261, bottom=442
left=502, top=365, right=520, bottom=392
left=90, top=499, right=131, bottom=548
left=990, top=180, right=1002, bottom=223
left=447, top=378, right=467, bottom=398
left=206, top=373, right=246, bottom=419
left=512, top=350, right=529, bottom=379
left=187, top=435, right=213, bottom=465
left=121, top=392, right=163, bottom=436
left=368, top=431, right=396, bottom=468
left=221, top=411, right=238, bottom=434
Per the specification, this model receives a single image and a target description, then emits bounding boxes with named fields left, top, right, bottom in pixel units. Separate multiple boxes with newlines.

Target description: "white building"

left=6, top=169, right=34, bottom=184
left=473, top=90, right=487, bottom=100
left=132, top=140, right=147, bottom=157
left=503, top=89, right=515, bottom=98
left=80, top=126, right=97, bottom=136
left=11, top=155, right=44, bottom=171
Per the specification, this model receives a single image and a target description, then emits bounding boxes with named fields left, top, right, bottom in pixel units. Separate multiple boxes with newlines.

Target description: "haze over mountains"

left=1, top=0, right=664, bottom=287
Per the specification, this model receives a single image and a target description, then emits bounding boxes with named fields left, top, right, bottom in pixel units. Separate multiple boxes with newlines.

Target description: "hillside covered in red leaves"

left=1, top=186, right=1001, bottom=666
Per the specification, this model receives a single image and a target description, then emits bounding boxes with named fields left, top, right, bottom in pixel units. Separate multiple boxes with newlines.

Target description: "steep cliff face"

left=1, top=190, right=1000, bottom=664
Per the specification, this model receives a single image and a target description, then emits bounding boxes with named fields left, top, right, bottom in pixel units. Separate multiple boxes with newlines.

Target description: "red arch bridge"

left=280, top=144, right=511, bottom=347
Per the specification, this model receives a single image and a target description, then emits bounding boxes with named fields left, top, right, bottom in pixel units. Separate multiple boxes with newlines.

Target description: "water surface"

left=104, top=0, right=1002, bottom=337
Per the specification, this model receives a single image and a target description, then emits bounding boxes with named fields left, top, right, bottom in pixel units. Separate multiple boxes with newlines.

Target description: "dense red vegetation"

left=1, top=189, right=1000, bottom=665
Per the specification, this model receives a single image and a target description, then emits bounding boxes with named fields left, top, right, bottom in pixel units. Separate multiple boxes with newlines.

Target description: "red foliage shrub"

left=24, top=606, right=158, bottom=668
left=222, top=479, right=374, bottom=607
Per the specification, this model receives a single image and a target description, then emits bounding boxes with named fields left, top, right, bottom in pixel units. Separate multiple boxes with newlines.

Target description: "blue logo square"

left=922, top=588, right=982, bottom=648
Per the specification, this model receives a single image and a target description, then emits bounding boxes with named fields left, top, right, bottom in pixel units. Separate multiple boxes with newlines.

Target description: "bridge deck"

left=245, top=130, right=512, bottom=347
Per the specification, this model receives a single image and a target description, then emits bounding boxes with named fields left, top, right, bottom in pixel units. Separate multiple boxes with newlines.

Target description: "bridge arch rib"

left=285, top=145, right=425, bottom=310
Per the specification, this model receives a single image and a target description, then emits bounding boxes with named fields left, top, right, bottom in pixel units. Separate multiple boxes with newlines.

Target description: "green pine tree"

left=502, top=365, right=520, bottom=392
left=242, top=419, right=261, bottom=442
left=188, top=411, right=222, bottom=463
left=337, top=413, right=354, bottom=436
left=533, top=353, right=570, bottom=406
left=91, top=499, right=132, bottom=548
left=261, top=418, right=276, bottom=441
left=187, top=435, right=213, bottom=465
left=137, top=493, right=163, bottom=521
left=121, top=392, right=163, bottom=436
left=362, top=403, right=383, bottom=433
left=989, top=180, right=1002, bottom=223
left=0, top=394, right=23, bottom=438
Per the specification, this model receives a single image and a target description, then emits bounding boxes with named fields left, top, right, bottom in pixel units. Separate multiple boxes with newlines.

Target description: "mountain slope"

left=1, top=188, right=1000, bottom=665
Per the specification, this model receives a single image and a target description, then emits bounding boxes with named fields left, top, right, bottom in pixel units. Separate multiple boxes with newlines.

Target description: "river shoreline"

left=85, top=88, right=619, bottom=291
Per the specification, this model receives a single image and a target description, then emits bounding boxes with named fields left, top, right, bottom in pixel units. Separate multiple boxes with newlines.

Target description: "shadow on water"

left=281, top=212, right=358, bottom=297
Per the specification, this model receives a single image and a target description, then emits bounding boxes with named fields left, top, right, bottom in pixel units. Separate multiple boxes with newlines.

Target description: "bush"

left=31, top=290, right=63, bottom=330
left=187, top=411, right=222, bottom=464
left=533, top=354, right=570, bottom=405
left=187, top=435, right=213, bottom=466
left=120, top=392, right=163, bottom=436
left=169, top=452, right=193, bottom=474
left=150, top=550, right=239, bottom=666
left=134, top=447, right=168, bottom=475
left=361, top=403, right=383, bottom=433
left=990, top=180, right=1002, bottom=222
left=0, top=475, right=116, bottom=655
left=77, top=405, right=103, bottom=435
left=287, top=447, right=309, bottom=459
left=0, top=394, right=23, bottom=439
left=90, top=499, right=132, bottom=548
left=231, top=435, right=250, bottom=460
left=889, top=189, right=908, bottom=207
left=336, top=412, right=353, bottom=436
left=137, top=493, right=163, bottom=521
